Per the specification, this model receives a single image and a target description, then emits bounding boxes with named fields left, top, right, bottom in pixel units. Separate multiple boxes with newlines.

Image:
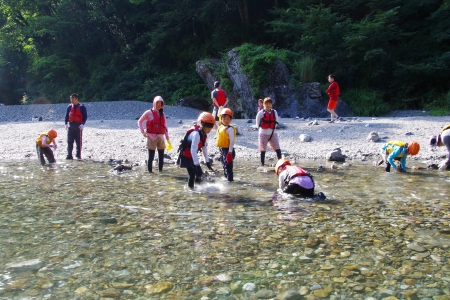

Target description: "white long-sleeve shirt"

left=189, top=130, right=210, bottom=165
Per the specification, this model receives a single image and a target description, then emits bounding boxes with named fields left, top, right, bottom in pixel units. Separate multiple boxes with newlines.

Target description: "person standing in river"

left=178, top=112, right=215, bottom=189
left=138, top=95, right=171, bottom=173
left=64, top=93, right=87, bottom=160
left=429, top=123, right=450, bottom=171
left=216, top=108, right=236, bottom=182
left=256, top=97, right=282, bottom=166
left=379, top=140, right=420, bottom=172
left=36, top=129, right=58, bottom=165
left=326, top=74, right=340, bottom=123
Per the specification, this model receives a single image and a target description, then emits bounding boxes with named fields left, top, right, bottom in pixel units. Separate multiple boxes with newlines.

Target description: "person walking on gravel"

left=326, top=74, right=340, bottom=123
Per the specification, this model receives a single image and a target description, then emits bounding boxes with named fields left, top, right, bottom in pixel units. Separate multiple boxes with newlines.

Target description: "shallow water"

left=0, top=159, right=449, bottom=299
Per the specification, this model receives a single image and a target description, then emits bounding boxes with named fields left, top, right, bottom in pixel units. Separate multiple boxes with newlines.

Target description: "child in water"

left=429, top=123, right=450, bottom=171
left=36, top=129, right=58, bottom=165
left=275, top=158, right=326, bottom=199
left=380, top=140, right=420, bottom=172
left=178, top=112, right=215, bottom=189
left=255, top=97, right=282, bottom=166
left=216, top=108, right=236, bottom=181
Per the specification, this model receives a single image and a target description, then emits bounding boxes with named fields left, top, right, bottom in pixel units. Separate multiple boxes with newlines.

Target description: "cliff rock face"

left=196, top=49, right=353, bottom=119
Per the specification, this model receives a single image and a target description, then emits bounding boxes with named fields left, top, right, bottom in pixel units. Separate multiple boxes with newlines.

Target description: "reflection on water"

left=0, top=159, right=449, bottom=299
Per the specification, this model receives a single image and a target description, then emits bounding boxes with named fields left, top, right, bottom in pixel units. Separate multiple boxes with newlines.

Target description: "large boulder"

left=195, top=58, right=245, bottom=118
left=196, top=49, right=354, bottom=119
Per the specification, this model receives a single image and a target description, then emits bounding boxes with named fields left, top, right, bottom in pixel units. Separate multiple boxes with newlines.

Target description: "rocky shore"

left=0, top=101, right=449, bottom=165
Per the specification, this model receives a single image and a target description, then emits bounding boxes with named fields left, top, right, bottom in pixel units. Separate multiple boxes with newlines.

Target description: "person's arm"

left=64, top=105, right=70, bottom=125
left=163, top=114, right=170, bottom=141
left=223, top=91, right=229, bottom=107
left=190, top=131, right=201, bottom=165
left=41, top=136, right=51, bottom=148
left=387, top=147, right=402, bottom=169
left=279, top=171, right=287, bottom=190
left=202, top=139, right=210, bottom=164
left=400, top=156, right=407, bottom=170
left=212, top=91, right=219, bottom=107
left=274, top=110, right=279, bottom=124
left=326, top=82, right=337, bottom=96
left=255, top=111, right=262, bottom=127
left=226, top=126, right=235, bottom=152
left=138, top=110, right=151, bottom=135
left=81, top=105, right=88, bottom=124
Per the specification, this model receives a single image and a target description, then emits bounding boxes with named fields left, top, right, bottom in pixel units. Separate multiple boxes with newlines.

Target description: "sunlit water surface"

left=0, top=159, right=449, bottom=299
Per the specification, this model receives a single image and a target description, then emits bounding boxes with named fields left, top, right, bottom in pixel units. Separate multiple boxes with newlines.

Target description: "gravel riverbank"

left=1, top=101, right=449, bottom=166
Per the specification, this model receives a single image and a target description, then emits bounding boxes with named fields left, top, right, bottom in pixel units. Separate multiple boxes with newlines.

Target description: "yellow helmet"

left=275, top=158, right=291, bottom=176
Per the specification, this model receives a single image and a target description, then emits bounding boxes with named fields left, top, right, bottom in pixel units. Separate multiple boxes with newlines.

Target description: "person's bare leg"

left=327, top=109, right=339, bottom=121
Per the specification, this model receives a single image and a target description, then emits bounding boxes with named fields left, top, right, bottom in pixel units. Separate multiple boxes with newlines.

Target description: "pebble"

left=242, top=282, right=256, bottom=291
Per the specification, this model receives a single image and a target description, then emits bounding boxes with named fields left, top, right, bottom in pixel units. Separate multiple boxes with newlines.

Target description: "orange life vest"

left=68, top=105, right=84, bottom=123
left=260, top=110, right=276, bottom=129
left=146, top=109, right=166, bottom=134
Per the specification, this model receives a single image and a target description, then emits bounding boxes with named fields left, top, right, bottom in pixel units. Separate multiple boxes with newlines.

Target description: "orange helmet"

left=408, top=141, right=420, bottom=155
left=48, top=129, right=57, bottom=139
left=221, top=108, right=233, bottom=119
left=197, top=112, right=215, bottom=126
left=275, top=158, right=291, bottom=176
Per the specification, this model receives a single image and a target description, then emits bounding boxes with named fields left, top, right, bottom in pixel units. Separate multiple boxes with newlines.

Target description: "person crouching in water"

left=256, top=97, right=282, bottom=166
left=430, top=123, right=450, bottom=171
left=275, top=158, right=326, bottom=199
left=380, top=141, right=420, bottom=172
left=216, top=108, right=236, bottom=182
left=179, top=112, right=215, bottom=189
left=36, top=129, right=58, bottom=165
left=138, top=96, right=172, bottom=173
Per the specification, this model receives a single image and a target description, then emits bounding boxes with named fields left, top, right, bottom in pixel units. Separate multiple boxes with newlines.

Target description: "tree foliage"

left=0, top=0, right=448, bottom=114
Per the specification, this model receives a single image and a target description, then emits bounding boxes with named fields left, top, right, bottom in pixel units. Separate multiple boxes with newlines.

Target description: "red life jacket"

left=146, top=109, right=166, bottom=134
left=68, top=105, right=83, bottom=123
left=284, top=165, right=309, bottom=184
left=260, top=110, right=276, bottom=129
left=213, top=90, right=227, bottom=106
left=182, top=126, right=207, bottom=158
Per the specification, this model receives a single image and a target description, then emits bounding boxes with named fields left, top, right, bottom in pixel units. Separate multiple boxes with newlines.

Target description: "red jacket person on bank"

left=326, top=74, right=340, bottom=123
left=64, top=93, right=87, bottom=160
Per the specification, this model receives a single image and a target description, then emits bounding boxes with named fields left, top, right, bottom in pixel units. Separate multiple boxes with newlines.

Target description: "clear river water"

left=0, top=159, right=449, bottom=299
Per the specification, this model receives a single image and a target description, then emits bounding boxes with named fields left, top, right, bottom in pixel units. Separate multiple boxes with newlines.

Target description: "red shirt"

left=326, top=82, right=340, bottom=101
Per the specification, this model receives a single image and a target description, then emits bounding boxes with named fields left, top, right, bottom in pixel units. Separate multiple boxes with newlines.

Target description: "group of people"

left=36, top=93, right=87, bottom=165
left=36, top=83, right=450, bottom=197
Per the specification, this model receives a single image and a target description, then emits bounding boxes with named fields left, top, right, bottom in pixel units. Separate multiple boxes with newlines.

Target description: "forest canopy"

left=0, top=0, right=449, bottom=115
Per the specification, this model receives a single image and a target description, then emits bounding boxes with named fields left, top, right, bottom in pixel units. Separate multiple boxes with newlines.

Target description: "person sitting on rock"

left=36, top=129, right=58, bottom=165
left=178, top=112, right=215, bottom=189
left=275, top=158, right=326, bottom=199
left=429, top=123, right=450, bottom=171
left=380, top=141, right=420, bottom=172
